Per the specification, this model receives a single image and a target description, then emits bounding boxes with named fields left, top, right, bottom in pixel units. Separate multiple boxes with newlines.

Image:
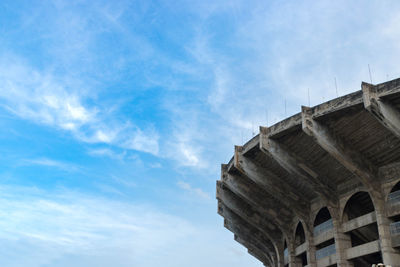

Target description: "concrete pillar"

left=276, top=242, right=285, bottom=267
left=373, top=194, right=400, bottom=267
left=331, top=213, right=354, bottom=267
left=306, top=230, right=317, bottom=267
left=288, top=238, right=301, bottom=267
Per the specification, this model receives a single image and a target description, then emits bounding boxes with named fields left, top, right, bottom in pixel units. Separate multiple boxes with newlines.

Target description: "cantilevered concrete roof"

left=216, top=78, right=400, bottom=266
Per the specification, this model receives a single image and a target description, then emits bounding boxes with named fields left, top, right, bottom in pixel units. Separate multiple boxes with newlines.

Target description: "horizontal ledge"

left=342, top=211, right=376, bottom=233
left=295, top=241, right=308, bottom=256
left=346, top=240, right=380, bottom=260
left=314, top=228, right=334, bottom=245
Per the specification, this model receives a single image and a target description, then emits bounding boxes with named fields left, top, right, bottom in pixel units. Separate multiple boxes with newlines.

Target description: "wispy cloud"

left=0, top=186, right=194, bottom=266
left=0, top=55, right=159, bottom=156
left=20, top=158, right=80, bottom=172
left=177, top=181, right=210, bottom=200
left=0, top=185, right=256, bottom=267
left=159, top=0, right=400, bottom=172
left=87, top=148, right=126, bottom=160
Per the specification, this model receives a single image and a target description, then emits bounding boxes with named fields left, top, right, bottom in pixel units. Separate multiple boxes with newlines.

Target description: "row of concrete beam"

left=217, top=79, right=400, bottom=266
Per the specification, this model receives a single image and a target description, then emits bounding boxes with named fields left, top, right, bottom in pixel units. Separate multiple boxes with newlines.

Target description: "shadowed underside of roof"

left=217, top=78, right=400, bottom=266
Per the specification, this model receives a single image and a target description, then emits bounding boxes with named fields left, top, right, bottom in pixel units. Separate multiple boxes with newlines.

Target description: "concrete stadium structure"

left=216, top=79, right=400, bottom=267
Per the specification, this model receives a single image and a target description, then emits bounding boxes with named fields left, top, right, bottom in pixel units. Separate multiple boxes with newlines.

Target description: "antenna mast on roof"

left=284, top=99, right=287, bottom=117
left=368, top=64, right=373, bottom=84
left=334, top=77, right=338, bottom=97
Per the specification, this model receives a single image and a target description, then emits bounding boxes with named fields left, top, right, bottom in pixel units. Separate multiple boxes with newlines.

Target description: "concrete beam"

left=218, top=201, right=281, bottom=254
left=232, top=146, right=310, bottom=220
left=314, top=228, right=334, bottom=246
left=301, top=106, right=380, bottom=191
left=267, top=113, right=302, bottom=139
left=362, top=82, right=400, bottom=139
left=316, top=253, right=337, bottom=267
left=260, top=126, right=336, bottom=204
left=374, top=77, right=400, bottom=98
left=217, top=180, right=286, bottom=230
left=342, top=211, right=376, bottom=233
left=240, top=243, right=272, bottom=266
left=231, top=227, right=275, bottom=265
left=228, top=225, right=276, bottom=265
left=241, top=135, right=260, bottom=156
left=217, top=182, right=288, bottom=234
left=312, top=91, right=363, bottom=119
left=247, top=248, right=273, bottom=267
left=345, top=240, right=380, bottom=260
left=295, top=241, right=308, bottom=256
left=221, top=169, right=292, bottom=226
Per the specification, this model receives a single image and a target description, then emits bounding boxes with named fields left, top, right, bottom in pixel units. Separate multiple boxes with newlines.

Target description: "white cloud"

left=122, top=128, right=159, bottom=155
left=179, top=143, right=200, bottom=167
left=177, top=181, right=210, bottom=200
left=0, top=186, right=194, bottom=266
left=0, top=185, right=259, bottom=267
left=0, top=55, right=159, bottom=156
left=87, top=148, right=126, bottom=160
left=20, top=158, right=80, bottom=172
left=164, top=125, right=206, bottom=168
left=111, top=175, right=137, bottom=189
left=0, top=58, right=95, bottom=130
left=161, top=0, right=400, bottom=172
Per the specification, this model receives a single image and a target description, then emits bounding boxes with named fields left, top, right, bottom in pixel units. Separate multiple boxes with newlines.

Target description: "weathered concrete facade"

left=217, top=78, right=400, bottom=267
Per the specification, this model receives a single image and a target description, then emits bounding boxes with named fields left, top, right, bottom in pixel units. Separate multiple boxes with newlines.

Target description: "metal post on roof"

left=368, top=64, right=373, bottom=84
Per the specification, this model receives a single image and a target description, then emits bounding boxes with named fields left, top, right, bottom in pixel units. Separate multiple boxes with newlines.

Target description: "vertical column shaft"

left=374, top=195, right=400, bottom=267
left=306, top=234, right=316, bottom=267
left=332, top=214, right=354, bottom=267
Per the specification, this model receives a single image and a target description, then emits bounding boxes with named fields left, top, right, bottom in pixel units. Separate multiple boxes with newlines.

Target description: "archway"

left=283, top=239, right=288, bottom=267
left=343, top=191, right=382, bottom=266
left=387, top=181, right=400, bottom=248
left=388, top=180, right=400, bottom=204
left=294, top=222, right=307, bottom=266
left=313, top=207, right=335, bottom=261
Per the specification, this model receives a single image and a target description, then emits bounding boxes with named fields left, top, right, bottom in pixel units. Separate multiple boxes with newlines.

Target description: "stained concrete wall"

left=217, top=78, right=400, bottom=267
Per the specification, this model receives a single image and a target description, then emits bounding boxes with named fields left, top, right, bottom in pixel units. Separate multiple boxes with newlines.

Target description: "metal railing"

left=315, top=243, right=336, bottom=260
left=390, top=221, right=400, bottom=235
left=314, top=219, right=334, bottom=236
left=388, top=190, right=400, bottom=204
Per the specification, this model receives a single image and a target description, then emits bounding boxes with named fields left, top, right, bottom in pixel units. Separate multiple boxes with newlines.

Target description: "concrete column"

left=306, top=232, right=317, bottom=267
left=276, top=242, right=285, bottom=267
left=331, top=214, right=354, bottom=267
left=373, top=194, right=400, bottom=267
left=288, top=238, right=301, bottom=267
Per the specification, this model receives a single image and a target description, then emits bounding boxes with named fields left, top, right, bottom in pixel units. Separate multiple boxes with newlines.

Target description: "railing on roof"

left=313, top=219, right=333, bottom=236
left=390, top=221, right=400, bottom=235
left=388, top=190, right=400, bottom=204
left=315, top=243, right=336, bottom=260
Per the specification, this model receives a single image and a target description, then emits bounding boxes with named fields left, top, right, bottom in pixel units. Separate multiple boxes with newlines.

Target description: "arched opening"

left=314, top=207, right=333, bottom=233
left=343, top=192, right=375, bottom=221
left=295, top=222, right=306, bottom=246
left=391, top=181, right=400, bottom=194
left=343, top=191, right=382, bottom=266
left=313, top=207, right=335, bottom=261
left=387, top=181, right=400, bottom=248
left=283, top=240, right=288, bottom=267
left=388, top=180, right=400, bottom=206
left=294, top=222, right=307, bottom=266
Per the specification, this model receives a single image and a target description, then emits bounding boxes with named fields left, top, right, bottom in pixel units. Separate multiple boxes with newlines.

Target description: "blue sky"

left=1, top=1, right=400, bottom=266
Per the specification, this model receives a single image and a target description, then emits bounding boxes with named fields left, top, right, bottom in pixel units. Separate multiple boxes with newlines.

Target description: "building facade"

left=216, top=79, right=400, bottom=267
